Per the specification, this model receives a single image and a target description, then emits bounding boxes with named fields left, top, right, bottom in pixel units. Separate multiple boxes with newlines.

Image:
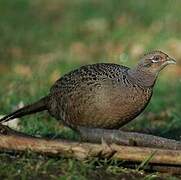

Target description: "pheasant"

left=0, top=51, right=176, bottom=131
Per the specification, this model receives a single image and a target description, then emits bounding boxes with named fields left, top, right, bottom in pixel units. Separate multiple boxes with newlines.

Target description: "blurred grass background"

left=0, top=0, right=181, bottom=179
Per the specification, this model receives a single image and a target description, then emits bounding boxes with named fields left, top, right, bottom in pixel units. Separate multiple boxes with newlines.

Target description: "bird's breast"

left=61, top=81, right=153, bottom=129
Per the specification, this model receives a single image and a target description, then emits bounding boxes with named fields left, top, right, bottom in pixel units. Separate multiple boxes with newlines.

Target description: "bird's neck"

left=128, top=68, right=157, bottom=88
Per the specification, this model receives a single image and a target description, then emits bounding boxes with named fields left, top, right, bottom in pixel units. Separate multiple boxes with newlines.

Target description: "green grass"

left=0, top=0, right=181, bottom=179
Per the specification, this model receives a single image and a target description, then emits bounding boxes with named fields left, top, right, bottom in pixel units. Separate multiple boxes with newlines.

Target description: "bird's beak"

left=166, top=57, right=176, bottom=64
left=159, top=57, right=176, bottom=70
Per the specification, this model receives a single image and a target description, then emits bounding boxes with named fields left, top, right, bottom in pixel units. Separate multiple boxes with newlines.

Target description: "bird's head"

left=128, top=50, right=176, bottom=87
left=137, top=50, right=176, bottom=75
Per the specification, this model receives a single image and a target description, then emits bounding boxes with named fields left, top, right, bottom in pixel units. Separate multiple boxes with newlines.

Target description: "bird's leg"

left=77, top=127, right=181, bottom=150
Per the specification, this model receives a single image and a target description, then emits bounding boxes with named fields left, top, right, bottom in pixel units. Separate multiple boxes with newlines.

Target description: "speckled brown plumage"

left=48, top=63, right=152, bottom=129
left=0, top=50, right=176, bottom=130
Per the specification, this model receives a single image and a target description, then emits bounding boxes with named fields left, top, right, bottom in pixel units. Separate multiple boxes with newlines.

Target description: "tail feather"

left=0, top=96, right=48, bottom=123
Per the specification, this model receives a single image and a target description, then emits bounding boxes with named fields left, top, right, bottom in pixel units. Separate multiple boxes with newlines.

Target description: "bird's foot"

left=100, top=137, right=116, bottom=159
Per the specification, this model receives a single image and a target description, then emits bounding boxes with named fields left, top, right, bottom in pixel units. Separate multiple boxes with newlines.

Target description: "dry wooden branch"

left=78, top=127, right=181, bottom=150
left=0, top=124, right=181, bottom=174
left=0, top=134, right=181, bottom=165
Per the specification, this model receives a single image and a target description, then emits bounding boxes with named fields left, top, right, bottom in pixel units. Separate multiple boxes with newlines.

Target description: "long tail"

left=0, top=96, right=49, bottom=123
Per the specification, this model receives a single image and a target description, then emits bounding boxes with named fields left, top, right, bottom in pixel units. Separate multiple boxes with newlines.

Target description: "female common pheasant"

left=0, top=51, right=176, bottom=130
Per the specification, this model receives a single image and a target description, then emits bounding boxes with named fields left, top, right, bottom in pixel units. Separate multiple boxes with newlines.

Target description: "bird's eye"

left=151, top=56, right=160, bottom=63
left=155, top=56, right=160, bottom=61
